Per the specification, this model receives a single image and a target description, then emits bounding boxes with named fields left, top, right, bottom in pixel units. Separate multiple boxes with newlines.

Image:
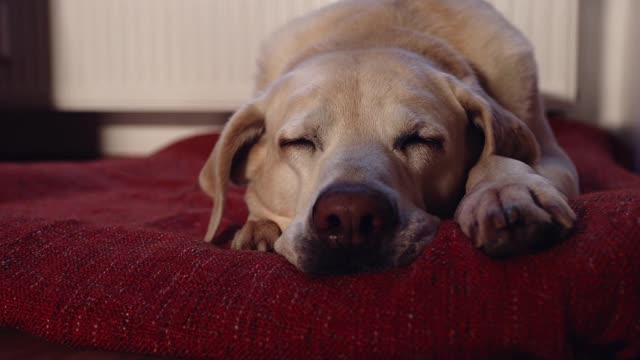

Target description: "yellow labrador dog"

left=200, top=0, right=579, bottom=274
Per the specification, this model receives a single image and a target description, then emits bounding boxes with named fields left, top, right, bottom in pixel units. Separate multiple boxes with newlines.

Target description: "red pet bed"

left=1, top=119, right=639, bottom=359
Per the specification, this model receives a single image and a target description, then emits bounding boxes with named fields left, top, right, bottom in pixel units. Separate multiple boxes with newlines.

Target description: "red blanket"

left=1, top=119, right=639, bottom=359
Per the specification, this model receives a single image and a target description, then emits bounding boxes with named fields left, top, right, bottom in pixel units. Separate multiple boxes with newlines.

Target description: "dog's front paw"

left=231, top=219, right=282, bottom=251
left=455, top=175, right=576, bottom=257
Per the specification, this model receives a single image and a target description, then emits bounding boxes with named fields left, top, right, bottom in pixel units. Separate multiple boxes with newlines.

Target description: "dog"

left=199, top=0, right=579, bottom=274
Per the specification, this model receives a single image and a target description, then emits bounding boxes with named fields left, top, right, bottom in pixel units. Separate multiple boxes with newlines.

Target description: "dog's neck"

left=282, top=27, right=477, bottom=85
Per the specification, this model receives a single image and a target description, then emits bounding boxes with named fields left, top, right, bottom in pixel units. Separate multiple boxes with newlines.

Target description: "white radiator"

left=0, top=0, right=578, bottom=111
left=45, top=0, right=338, bottom=111
left=486, top=0, right=578, bottom=103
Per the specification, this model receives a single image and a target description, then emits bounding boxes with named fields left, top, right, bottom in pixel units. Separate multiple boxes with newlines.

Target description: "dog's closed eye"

left=394, top=132, right=444, bottom=152
left=279, top=137, right=317, bottom=152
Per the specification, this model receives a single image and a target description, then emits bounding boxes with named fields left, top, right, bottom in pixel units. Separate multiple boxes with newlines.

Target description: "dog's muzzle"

left=305, top=183, right=399, bottom=274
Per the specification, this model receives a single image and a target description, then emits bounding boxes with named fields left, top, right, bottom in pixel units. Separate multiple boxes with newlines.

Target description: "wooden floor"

left=0, top=329, right=176, bottom=360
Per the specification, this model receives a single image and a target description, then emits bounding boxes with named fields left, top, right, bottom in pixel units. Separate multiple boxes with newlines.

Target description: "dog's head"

left=200, top=49, right=537, bottom=274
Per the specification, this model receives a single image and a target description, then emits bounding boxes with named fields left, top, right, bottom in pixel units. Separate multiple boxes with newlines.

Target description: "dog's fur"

left=200, top=0, right=579, bottom=274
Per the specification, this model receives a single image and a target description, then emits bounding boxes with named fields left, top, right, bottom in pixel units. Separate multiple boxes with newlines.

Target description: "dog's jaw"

left=273, top=221, right=305, bottom=270
left=388, top=208, right=440, bottom=267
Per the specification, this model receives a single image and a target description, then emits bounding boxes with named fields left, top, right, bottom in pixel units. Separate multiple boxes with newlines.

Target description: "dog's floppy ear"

left=450, top=78, right=540, bottom=164
left=199, top=98, right=266, bottom=242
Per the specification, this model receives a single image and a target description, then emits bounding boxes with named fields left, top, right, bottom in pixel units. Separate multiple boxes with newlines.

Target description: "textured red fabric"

left=1, top=118, right=639, bottom=359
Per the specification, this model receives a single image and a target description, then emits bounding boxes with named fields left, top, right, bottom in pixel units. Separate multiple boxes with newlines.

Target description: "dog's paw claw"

left=456, top=177, right=575, bottom=257
left=231, top=219, right=282, bottom=251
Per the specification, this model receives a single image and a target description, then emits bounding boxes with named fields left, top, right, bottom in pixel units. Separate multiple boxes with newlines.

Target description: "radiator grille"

left=487, top=0, right=578, bottom=102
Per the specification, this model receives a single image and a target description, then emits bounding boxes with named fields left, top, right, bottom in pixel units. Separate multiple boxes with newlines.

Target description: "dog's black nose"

left=312, top=184, right=397, bottom=251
